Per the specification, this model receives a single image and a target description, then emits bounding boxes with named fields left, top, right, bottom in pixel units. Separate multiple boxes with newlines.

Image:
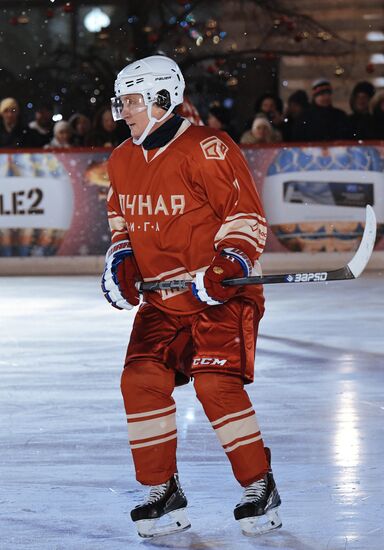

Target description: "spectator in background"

left=28, top=102, right=53, bottom=146
left=0, top=97, right=41, bottom=147
left=45, top=120, right=72, bottom=148
left=348, top=81, right=375, bottom=140
left=282, top=90, right=309, bottom=142
left=291, top=79, right=351, bottom=142
left=206, top=104, right=238, bottom=141
left=69, top=113, right=91, bottom=146
left=240, top=115, right=275, bottom=144
left=370, top=90, right=384, bottom=140
left=85, top=105, right=130, bottom=147
left=254, top=93, right=284, bottom=141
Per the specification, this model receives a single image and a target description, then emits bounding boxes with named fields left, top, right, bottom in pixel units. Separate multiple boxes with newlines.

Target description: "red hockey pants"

left=120, top=300, right=269, bottom=487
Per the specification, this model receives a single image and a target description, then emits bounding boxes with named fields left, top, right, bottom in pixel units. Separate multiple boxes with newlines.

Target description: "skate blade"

left=239, top=508, right=282, bottom=537
left=135, top=508, right=191, bottom=539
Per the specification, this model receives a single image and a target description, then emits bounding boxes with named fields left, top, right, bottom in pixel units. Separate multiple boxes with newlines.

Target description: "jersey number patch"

left=200, top=136, right=229, bottom=160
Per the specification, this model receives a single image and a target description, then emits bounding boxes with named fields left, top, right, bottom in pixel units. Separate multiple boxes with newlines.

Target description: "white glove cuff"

left=102, top=239, right=135, bottom=310
left=193, top=271, right=222, bottom=306
left=102, top=271, right=134, bottom=310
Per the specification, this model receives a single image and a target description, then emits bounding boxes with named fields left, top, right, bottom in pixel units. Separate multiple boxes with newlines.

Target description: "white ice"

left=1, top=274, right=383, bottom=550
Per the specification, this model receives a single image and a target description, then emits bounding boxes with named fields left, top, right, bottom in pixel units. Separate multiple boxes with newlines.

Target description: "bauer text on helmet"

left=111, top=55, right=185, bottom=145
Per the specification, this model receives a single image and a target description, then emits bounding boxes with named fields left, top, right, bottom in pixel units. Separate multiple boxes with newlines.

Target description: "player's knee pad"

left=193, top=372, right=216, bottom=404
left=193, top=372, right=243, bottom=408
left=121, top=361, right=175, bottom=403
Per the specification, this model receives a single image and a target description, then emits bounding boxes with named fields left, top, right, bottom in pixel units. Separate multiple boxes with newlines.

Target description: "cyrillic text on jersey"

left=118, top=194, right=185, bottom=216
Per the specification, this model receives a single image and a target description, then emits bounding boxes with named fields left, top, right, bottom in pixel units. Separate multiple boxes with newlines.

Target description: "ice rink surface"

left=1, top=274, right=383, bottom=550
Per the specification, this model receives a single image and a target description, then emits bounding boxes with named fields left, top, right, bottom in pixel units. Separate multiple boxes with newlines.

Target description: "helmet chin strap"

left=132, top=103, right=174, bottom=146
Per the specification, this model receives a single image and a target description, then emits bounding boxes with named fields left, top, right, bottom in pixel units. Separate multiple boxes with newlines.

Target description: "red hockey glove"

left=101, top=240, right=141, bottom=310
left=192, top=247, right=252, bottom=305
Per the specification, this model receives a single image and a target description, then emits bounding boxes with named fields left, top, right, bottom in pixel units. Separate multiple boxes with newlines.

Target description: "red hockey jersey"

left=107, top=120, right=267, bottom=315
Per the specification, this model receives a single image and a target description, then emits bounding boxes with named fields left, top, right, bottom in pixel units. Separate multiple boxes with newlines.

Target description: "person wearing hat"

left=282, top=89, right=309, bottom=141
left=44, top=120, right=72, bottom=148
left=348, top=81, right=375, bottom=140
left=207, top=104, right=239, bottom=141
left=0, top=97, right=41, bottom=148
left=291, top=79, right=352, bottom=142
left=253, top=93, right=284, bottom=141
left=28, top=102, right=54, bottom=147
left=240, top=114, right=275, bottom=144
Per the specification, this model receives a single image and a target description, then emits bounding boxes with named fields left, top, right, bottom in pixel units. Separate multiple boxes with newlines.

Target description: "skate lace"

left=241, top=478, right=266, bottom=503
left=146, top=482, right=169, bottom=504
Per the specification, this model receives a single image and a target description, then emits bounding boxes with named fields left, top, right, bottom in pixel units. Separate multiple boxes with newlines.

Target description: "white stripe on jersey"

left=214, top=213, right=267, bottom=255
left=225, top=212, right=267, bottom=225
left=215, top=234, right=264, bottom=255
left=215, top=219, right=266, bottom=246
left=143, top=265, right=210, bottom=283
left=108, top=215, right=127, bottom=232
left=143, top=266, right=188, bottom=282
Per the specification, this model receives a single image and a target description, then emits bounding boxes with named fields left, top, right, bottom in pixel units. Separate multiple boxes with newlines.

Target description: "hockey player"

left=101, top=55, right=281, bottom=538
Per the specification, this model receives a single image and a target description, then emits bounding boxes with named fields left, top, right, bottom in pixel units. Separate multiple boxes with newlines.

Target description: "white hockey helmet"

left=111, top=55, right=185, bottom=145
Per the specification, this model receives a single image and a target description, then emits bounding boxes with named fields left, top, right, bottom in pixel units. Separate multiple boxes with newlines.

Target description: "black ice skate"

left=234, top=447, right=282, bottom=536
left=131, top=474, right=191, bottom=538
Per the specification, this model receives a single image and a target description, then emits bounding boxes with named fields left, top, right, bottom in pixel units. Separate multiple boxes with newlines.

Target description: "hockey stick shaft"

left=139, top=205, right=376, bottom=292
left=139, top=267, right=351, bottom=291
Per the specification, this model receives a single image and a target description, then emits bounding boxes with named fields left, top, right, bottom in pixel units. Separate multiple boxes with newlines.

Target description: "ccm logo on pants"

left=193, top=357, right=227, bottom=366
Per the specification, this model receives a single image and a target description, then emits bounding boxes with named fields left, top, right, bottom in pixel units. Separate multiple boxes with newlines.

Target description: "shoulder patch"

left=200, top=136, right=229, bottom=160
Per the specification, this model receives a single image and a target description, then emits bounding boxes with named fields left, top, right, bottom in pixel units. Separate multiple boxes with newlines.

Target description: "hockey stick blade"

left=346, top=204, right=376, bottom=278
left=138, top=205, right=376, bottom=291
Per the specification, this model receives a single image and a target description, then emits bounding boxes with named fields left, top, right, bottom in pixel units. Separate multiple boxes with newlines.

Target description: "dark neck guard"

left=142, top=114, right=184, bottom=150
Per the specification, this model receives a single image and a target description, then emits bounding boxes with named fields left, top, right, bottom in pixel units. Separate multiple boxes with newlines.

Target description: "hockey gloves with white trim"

left=192, top=247, right=252, bottom=305
left=101, top=240, right=140, bottom=310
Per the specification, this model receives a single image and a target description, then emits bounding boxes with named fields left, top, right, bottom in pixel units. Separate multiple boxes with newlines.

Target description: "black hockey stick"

left=138, top=205, right=376, bottom=291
